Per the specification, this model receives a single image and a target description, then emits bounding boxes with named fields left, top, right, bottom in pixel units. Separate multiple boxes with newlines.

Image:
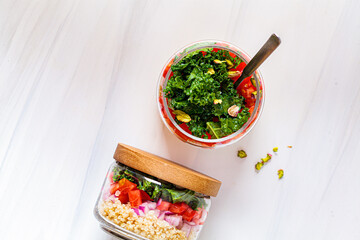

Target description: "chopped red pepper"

left=182, top=208, right=197, bottom=222
left=117, top=192, right=129, bottom=204
left=109, top=182, right=119, bottom=195
left=169, top=202, right=189, bottom=214
left=156, top=201, right=172, bottom=211
left=119, top=179, right=137, bottom=194
left=110, top=179, right=137, bottom=195
left=233, top=73, right=256, bottom=109
left=139, top=190, right=151, bottom=202
left=239, top=77, right=256, bottom=100
left=128, top=190, right=142, bottom=207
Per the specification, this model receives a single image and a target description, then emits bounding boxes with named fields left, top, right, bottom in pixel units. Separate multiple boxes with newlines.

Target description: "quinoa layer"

left=99, top=199, right=187, bottom=240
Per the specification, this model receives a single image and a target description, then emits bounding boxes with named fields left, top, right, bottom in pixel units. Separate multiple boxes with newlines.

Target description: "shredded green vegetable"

left=164, top=48, right=250, bottom=139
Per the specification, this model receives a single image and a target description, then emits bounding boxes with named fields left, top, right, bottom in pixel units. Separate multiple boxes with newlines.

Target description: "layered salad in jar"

left=98, top=162, right=210, bottom=240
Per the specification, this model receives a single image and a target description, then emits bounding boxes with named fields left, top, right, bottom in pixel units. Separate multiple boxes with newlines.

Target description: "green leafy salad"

left=112, top=164, right=207, bottom=210
left=164, top=48, right=250, bottom=139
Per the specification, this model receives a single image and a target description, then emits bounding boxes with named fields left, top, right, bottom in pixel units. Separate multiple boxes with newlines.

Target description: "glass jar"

left=157, top=40, right=265, bottom=148
left=94, top=143, right=221, bottom=240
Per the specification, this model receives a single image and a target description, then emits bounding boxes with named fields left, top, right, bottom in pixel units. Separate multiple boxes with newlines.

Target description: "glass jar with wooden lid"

left=94, top=143, right=221, bottom=240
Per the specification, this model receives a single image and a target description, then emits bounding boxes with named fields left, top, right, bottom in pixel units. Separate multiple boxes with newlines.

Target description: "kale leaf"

left=166, top=189, right=206, bottom=210
left=164, top=48, right=250, bottom=139
left=137, top=178, right=156, bottom=196
left=112, top=167, right=137, bottom=183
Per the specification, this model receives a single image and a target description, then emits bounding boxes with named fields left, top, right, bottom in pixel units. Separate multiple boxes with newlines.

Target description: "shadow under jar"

left=157, top=40, right=265, bottom=148
left=94, top=143, right=222, bottom=240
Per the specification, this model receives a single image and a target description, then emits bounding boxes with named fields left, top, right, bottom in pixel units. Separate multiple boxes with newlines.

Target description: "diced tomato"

left=156, top=201, right=172, bottom=211
left=248, top=105, right=255, bottom=115
left=191, top=209, right=202, bottom=225
left=110, top=182, right=120, bottom=195
left=169, top=202, right=189, bottom=214
left=108, top=171, right=114, bottom=184
left=182, top=208, right=197, bottom=222
left=245, top=98, right=256, bottom=108
left=139, top=190, right=151, bottom=202
left=128, top=190, right=142, bottom=208
left=118, top=178, right=137, bottom=194
left=110, top=179, right=137, bottom=195
left=117, top=192, right=129, bottom=204
left=228, top=52, right=236, bottom=59
left=205, top=132, right=212, bottom=139
left=162, top=59, right=174, bottom=78
left=240, top=85, right=254, bottom=99
left=179, top=123, right=192, bottom=135
left=237, top=62, right=247, bottom=72
left=230, top=62, right=247, bottom=82
left=238, top=77, right=255, bottom=96
left=238, top=76, right=256, bottom=108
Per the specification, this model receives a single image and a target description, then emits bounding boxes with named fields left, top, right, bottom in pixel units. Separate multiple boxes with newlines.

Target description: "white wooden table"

left=1, top=0, right=360, bottom=239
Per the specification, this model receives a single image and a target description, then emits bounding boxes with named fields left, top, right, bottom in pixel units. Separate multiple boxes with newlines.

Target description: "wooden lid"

left=113, top=143, right=222, bottom=197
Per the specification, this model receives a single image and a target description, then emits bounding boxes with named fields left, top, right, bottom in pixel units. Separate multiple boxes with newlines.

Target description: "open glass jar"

left=157, top=40, right=265, bottom=148
left=94, top=143, right=221, bottom=240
